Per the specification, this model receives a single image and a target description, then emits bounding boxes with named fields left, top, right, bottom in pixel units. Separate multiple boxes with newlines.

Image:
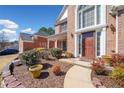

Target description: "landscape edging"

left=1, top=59, right=25, bottom=88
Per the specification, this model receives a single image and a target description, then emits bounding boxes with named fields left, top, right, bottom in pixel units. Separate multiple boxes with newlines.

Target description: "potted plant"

left=22, top=50, right=43, bottom=78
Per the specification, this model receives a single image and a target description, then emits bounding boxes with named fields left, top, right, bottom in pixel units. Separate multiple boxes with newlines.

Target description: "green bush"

left=110, top=66, right=124, bottom=79
left=21, top=50, right=39, bottom=67
left=41, top=49, right=50, bottom=60
left=50, top=48, right=62, bottom=59
left=34, top=48, right=45, bottom=53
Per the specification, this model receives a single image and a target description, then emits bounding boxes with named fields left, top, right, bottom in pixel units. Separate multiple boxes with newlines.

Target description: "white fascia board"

left=75, top=24, right=107, bottom=34
left=56, top=5, right=68, bottom=22
left=22, top=41, right=33, bottom=43
left=34, top=35, right=48, bottom=38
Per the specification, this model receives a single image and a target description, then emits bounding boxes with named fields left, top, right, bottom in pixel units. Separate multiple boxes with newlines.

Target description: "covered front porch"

left=48, top=32, right=67, bottom=51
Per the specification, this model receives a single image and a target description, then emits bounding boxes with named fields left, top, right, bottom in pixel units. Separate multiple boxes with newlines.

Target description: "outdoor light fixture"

left=110, top=24, right=116, bottom=33
left=71, top=33, right=73, bottom=38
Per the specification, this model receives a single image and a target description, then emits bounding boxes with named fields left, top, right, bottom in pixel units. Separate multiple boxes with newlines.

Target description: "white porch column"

left=55, top=40, right=58, bottom=48
left=47, top=39, right=49, bottom=49
left=74, top=34, right=78, bottom=57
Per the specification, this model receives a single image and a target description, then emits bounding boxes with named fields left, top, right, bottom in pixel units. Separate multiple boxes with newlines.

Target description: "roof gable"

left=20, top=33, right=32, bottom=41
left=56, top=5, right=68, bottom=22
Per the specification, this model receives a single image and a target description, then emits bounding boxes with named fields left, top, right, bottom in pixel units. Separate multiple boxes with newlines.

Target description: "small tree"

left=47, top=27, right=55, bottom=35
left=38, top=27, right=55, bottom=35
left=0, top=31, right=9, bottom=50
left=39, top=27, right=47, bottom=33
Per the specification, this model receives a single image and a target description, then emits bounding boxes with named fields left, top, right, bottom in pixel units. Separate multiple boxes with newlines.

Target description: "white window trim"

left=75, top=5, right=107, bottom=58
left=76, top=5, right=106, bottom=31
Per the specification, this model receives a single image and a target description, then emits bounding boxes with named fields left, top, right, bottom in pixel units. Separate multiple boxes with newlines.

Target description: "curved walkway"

left=64, top=65, right=94, bottom=88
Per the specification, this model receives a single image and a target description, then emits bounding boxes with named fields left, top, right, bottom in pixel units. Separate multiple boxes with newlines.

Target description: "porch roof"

left=48, top=31, right=67, bottom=40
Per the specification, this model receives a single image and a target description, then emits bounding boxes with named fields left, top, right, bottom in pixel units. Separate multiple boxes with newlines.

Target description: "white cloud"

left=0, top=19, right=18, bottom=30
left=0, top=29, right=17, bottom=41
left=21, top=28, right=34, bottom=34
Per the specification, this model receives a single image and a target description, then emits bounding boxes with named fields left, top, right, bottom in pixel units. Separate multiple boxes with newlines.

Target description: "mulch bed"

left=91, top=71, right=123, bottom=88
left=13, top=59, right=73, bottom=88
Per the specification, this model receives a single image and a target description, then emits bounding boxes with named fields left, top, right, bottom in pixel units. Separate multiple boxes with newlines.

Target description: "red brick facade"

left=19, top=35, right=54, bottom=53
left=106, top=6, right=116, bottom=55
left=67, top=5, right=76, bottom=54
left=33, top=36, right=48, bottom=48
left=20, top=6, right=124, bottom=57
left=118, top=10, right=124, bottom=54
left=55, top=25, right=61, bottom=34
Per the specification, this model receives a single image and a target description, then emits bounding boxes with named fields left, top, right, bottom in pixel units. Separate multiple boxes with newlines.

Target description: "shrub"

left=102, top=54, right=124, bottom=67
left=34, top=48, right=45, bottom=53
left=41, top=49, right=50, bottom=60
left=34, top=48, right=51, bottom=60
left=91, top=58, right=106, bottom=75
left=21, top=50, right=39, bottom=67
left=64, top=51, right=74, bottom=58
left=110, top=66, right=124, bottom=79
left=110, top=54, right=124, bottom=67
left=50, top=48, right=62, bottom=59
left=51, top=64, right=61, bottom=75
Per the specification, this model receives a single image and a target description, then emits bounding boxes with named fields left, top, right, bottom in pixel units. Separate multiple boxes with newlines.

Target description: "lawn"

left=0, top=54, right=18, bottom=87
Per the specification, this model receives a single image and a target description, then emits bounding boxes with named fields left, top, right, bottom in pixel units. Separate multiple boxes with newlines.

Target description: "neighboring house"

left=5, top=41, right=19, bottom=50
left=19, top=32, right=54, bottom=53
left=48, top=5, right=124, bottom=59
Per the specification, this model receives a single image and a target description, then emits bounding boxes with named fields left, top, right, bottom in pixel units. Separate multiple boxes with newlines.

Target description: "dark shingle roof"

left=20, top=33, right=32, bottom=41
left=34, top=31, right=49, bottom=36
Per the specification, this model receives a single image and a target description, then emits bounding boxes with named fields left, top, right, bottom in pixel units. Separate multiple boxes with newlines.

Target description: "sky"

left=0, top=5, right=63, bottom=41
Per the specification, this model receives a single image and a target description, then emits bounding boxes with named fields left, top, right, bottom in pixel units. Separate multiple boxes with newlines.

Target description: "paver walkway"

left=59, top=58, right=94, bottom=88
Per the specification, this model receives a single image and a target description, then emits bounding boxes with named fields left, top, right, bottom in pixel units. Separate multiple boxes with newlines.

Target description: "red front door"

left=82, top=32, right=94, bottom=58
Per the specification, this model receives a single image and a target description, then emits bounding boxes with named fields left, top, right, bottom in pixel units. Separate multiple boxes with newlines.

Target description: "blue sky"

left=0, top=5, right=63, bottom=41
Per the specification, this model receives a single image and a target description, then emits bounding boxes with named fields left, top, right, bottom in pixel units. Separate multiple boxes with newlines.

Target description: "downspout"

left=116, top=11, right=118, bottom=53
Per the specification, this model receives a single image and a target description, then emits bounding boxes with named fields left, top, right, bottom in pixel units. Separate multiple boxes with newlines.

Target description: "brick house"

left=48, top=5, right=124, bottom=59
left=19, top=32, right=54, bottom=53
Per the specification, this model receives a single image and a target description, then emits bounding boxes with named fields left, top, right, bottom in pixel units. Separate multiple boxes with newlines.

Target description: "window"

left=78, top=12, right=81, bottom=29
left=79, top=35, right=81, bottom=54
left=97, top=32, right=101, bottom=56
left=97, top=5, right=101, bottom=24
left=77, top=5, right=101, bottom=30
left=60, top=22, right=67, bottom=32
left=82, top=7, right=95, bottom=27
left=78, top=5, right=87, bottom=10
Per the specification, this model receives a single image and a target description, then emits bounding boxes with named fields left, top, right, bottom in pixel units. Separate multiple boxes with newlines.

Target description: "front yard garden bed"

left=91, top=71, right=122, bottom=88
left=13, top=59, right=73, bottom=88
left=91, top=54, right=124, bottom=88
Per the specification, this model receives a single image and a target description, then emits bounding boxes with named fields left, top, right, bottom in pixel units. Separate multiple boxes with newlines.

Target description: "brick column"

left=55, top=40, right=58, bottom=48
